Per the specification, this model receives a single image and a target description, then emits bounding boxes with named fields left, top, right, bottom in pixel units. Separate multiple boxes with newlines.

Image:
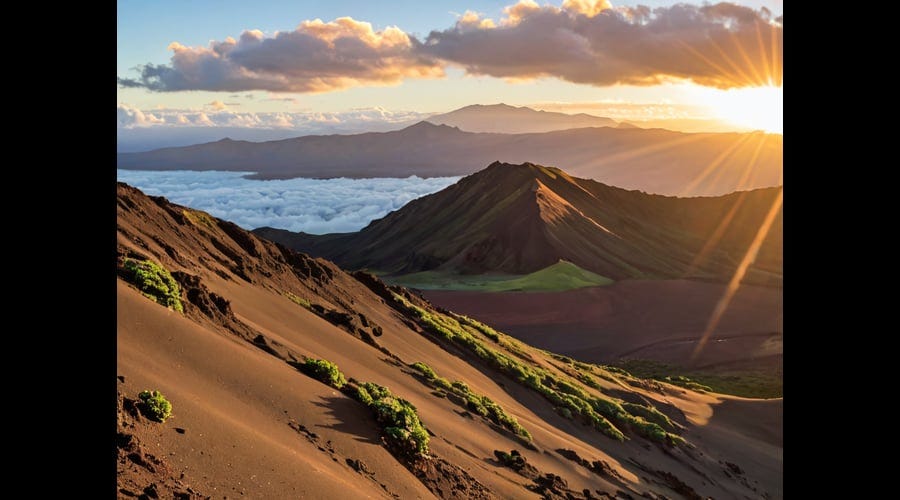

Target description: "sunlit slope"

left=388, top=260, right=613, bottom=292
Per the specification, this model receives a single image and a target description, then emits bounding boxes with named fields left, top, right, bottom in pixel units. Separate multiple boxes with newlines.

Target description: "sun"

left=700, top=86, right=783, bottom=134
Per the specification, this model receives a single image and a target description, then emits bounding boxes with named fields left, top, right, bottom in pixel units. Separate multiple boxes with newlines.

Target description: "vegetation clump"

left=138, top=390, right=173, bottom=422
left=394, top=294, right=684, bottom=445
left=123, top=259, right=183, bottom=312
left=284, top=291, right=311, bottom=309
left=354, top=382, right=430, bottom=456
left=410, top=361, right=532, bottom=441
left=301, top=358, right=347, bottom=388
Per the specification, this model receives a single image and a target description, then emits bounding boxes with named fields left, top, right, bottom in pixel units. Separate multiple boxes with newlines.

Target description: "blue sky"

left=117, top=0, right=782, bottom=136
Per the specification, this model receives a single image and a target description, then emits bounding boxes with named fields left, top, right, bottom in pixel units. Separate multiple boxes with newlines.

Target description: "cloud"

left=116, top=169, right=459, bottom=233
left=117, top=102, right=164, bottom=127
left=116, top=102, right=428, bottom=131
left=118, top=2, right=781, bottom=92
left=423, top=1, right=782, bottom=89
left=117, top=17, right=444, bottom=92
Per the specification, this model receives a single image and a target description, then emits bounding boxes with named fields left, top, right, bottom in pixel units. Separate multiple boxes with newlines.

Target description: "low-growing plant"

left=138, top=390, right=173, bottom=422
left=284, top=291, right=311, bottom=309
left=301, top=358, right=347, bottom=388
left=409, top=359, right=532, bottom=441
left=123, top=259, right=183, bottom=312
left=354, top=382, right=429, bottom=456
left=394, top=293, right=684, bottom=445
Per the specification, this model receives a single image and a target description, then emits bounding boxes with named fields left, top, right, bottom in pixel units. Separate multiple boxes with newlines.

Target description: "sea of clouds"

left=117, top=170, right=460, bottom=234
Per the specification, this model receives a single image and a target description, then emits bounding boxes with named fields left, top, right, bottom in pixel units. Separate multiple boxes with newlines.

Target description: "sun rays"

left=690, top=187, right=783, bottom=364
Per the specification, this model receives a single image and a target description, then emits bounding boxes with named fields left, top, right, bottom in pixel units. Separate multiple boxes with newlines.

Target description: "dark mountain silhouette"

left=255, top=162, right=782, bottom=287
left=426, top=103, right=618, bottom=133
left=117, top=121, right=782, bottom=196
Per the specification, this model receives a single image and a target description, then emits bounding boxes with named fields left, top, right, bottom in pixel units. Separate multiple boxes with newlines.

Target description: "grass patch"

left=182, top=208, right=217, bottom=229
left=386, top=260, right=613, bottom=292
left=283, top=291, right=311, bottom=309
left=122, top=259, right=183, bottom=312
left=616, top=359, right=783, bottom=399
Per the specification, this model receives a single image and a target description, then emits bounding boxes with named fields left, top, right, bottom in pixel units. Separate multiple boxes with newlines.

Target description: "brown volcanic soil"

left=423, top=279, right=782, bottom=367
left=117, top=183, right=782, bottom=499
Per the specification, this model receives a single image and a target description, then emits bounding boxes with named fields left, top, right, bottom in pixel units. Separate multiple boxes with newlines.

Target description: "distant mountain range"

left=255, top=162, right=782, bottom=287
left=118, top=120, right=782, bottom=196
left=426, top=103, right=619, bottom=133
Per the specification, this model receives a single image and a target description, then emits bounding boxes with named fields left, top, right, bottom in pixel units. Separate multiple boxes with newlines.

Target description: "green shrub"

left=411, top=362, right=437, bottom=379
left=284, top=291, right=311, bottom=309
left=123, top=259, right=183, bottom=312
left=356, top=386, right=374, bottom=406
left=354, top=382, right=429, bottom=456
left=138, top=390, right=173, bottom=422
left=451, top=380, right=470, bottom=394
left=301, top=358, right=346, bottom=388
left=622, top=402, right=675, bottom=431
left=394, top=293, right=685, bottom=445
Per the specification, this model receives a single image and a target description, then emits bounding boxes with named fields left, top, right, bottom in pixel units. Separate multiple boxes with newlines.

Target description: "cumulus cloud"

left=118, top=2, right=781, bottom=92
left=422, top=1, right=782, bottom=89
left=116, top=169, right=459, bottom=234
left=117, top=17, right=444, bottom=92
left=116, top=102, right=428, bottom=131
left=117, top=103, right=164, bottom=127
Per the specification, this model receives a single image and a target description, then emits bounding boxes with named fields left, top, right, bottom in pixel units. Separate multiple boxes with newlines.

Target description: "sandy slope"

left=117, top=183, right=782, bottom=498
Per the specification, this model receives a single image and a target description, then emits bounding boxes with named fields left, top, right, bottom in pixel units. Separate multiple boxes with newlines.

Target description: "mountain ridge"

left=117, top=121, right=783, bottom=196
left=255, top=161, right=782, bottom=287
left=426, top=103, right=618, bottom=133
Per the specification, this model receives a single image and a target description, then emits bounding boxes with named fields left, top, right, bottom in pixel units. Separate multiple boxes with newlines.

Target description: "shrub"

left=138, top=390, right=173, bottom=422
left=123, top=259, right=183, bottom=312
left=411, top=362, right=437, bottom=379
left=356, top=385, right=374, bottom=406
left=301, top=358, right=347, bottom=388
left=451, top=380, right=470, bottom=394
left=284, top=291, right=311, bottom=309
left=354, top=382, right=429, bottom=456
left=394, top=293, right=684, bottom=445
left=622, top=402, right=675, bottom=431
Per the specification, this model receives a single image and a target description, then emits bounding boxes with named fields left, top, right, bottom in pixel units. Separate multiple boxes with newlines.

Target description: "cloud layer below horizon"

left=118, top=1, right=782, bottom=93
left=116, top=170, right=460, bottom=234
left=117, top=102, right=426, bottom=131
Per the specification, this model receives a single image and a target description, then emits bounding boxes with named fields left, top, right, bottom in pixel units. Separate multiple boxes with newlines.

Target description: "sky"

left=117, top=0, right=783, bottom=144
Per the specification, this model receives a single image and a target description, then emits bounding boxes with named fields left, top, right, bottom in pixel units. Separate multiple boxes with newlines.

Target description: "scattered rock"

left=346, top=458, right=373, bottom=475
left=725, top=461, right=744, bottom=475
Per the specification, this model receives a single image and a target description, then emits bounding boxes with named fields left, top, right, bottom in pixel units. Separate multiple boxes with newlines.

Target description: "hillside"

left=117, top=183, right=782, bottom=498
left=388, top=260, right=614, bottom=292
left=117, top=122, right=783, bottom=196
left=426, top=103, right=618, bottom=133
left=256, top=162, right=783, bottom=287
